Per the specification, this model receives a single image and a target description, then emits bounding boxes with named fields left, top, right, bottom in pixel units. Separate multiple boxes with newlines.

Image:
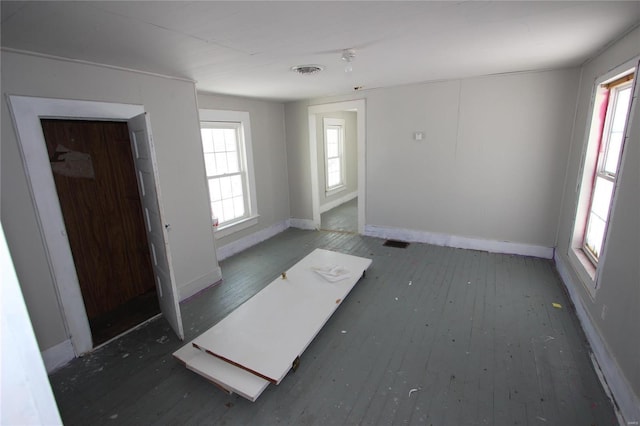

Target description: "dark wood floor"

left=48, top=228, right=616, bottom=425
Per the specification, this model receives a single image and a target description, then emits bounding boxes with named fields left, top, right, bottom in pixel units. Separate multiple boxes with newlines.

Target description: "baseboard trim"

left=179, top=268, right=223, bottom=301
left=217, top=220, right=289, bottom=261
left=364, top=225, right=554, bottom=258
left=554, top=253, right=640, bottom=425
left=320, top=191, right=358, bottom=214
left=42, top=339, right=74, bottom=373
left=288, top=218, right=317, bottom=231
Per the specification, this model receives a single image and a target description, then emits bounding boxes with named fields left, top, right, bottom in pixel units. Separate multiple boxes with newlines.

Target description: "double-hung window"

left=200, top=110, right=257, bottom=236
left=324, top=118, right=346, bottom=193
left=570, top=64, right=636, bottom=292
left=582, top=76, right=633, bottom=262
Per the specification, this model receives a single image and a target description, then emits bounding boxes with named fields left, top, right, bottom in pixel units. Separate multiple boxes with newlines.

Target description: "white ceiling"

left=2, top=1, right=639, bottom=101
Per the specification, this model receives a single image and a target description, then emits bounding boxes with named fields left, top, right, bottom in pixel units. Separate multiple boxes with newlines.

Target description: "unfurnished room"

left=1, top=1, right=639, bottom=425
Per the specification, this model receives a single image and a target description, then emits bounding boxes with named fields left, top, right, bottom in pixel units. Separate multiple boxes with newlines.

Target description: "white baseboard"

left=320, top=191, right=358, bottom=214
left=364, top=224, right=554, bottom=258
left=42, top=339, right=74, bottom=373
left=288, top=218, right=317, bottom=231
left=178, top=267, right=223, bottom=301
left=217, top=220, right=289, bottom=261
left=555, top=253, right=640, bottom=425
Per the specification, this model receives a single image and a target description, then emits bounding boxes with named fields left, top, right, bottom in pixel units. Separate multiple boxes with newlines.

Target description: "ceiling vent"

left=291, top=65, right=324, bottom=75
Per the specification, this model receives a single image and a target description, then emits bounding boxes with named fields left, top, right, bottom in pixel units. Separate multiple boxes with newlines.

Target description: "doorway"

left=41, top=119, right=160, bottom=346
left=8, top=96, right=184, bottom=361
left=308, top=100, right=366, bottom=234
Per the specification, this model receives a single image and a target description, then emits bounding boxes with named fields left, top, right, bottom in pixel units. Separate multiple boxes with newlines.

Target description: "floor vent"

left=383, top=239, right=409, bottom=249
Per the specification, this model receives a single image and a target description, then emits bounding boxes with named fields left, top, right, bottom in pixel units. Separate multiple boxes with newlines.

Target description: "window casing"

left=569, top=64, right=636, bottom=294
left=200, top=110, right=257, bottom=236
left=323, top=118, right=346, bottom=193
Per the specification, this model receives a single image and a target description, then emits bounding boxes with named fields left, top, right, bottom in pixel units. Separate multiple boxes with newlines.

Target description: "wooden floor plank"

left=48, top=228, right=617, bottom=425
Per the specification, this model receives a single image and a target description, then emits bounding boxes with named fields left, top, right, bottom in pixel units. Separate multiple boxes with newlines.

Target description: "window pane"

left=328, top=172, right=341, bottom=187
left=201, top=129, right=214, bottom=152
left=611, top=87, right=631, bottom=132
left=204, top=153, right=216, bottom=176
left=222, top=198, right=235, bottom=221
left=233, top=196, right=245, bottom=217
left=603, top=131, right=623, bottom=175
left=208, top=178, right=221, bottom=202
left=220, top=176, right=232, bottom=199
left=212, top=200, right=223, bottom=222
left=215, top=153, right=228, bottom=174
left=227, top=152, right=240, bottom=174
left=585, top=213, right=606, bottom=259
left=224, top=128, right=237, bottom=152
left=328, top=158, right=340, bottom=174
left=210, top=129, right=225, bottom=151
left=591, top=177, right=613, bottom=220
left=230, top=174, right=243, bottom=197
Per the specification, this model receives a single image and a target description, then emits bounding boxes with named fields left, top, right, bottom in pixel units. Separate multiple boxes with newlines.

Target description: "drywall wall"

left=554, top=26, right=640, bottom=420
left=196, top=92, right=290, bottom=249
left=286, top=68, right=578, bottom=249
left=1, top=51, right=220, bottom=353
left=315, top=111, right=358, bottom=210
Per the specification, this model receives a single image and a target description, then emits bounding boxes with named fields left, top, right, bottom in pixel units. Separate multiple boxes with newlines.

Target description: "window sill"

left=325, top=185, right=346, bottom=197
left=215, top=215, right=259, bottom=239
left=568, top=247, right=598, bottom=300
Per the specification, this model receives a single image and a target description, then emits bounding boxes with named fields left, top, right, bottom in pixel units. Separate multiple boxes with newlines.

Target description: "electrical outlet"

left=601, top=305, right=607, bottom=320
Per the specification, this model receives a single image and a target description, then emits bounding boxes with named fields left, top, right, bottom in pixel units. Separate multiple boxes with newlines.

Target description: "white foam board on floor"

left=192, top=248, right=372, bottom=384
left=173, top=342, right=269, bottom=402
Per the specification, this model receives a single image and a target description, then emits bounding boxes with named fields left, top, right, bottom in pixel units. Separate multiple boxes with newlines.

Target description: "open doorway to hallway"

left=321, top=197, right=358, bottom=233
left=308, top=100, right=366, bottom=234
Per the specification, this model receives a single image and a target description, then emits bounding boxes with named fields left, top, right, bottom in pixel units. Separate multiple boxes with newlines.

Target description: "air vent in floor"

left=383, top=239, right=409, bottom=248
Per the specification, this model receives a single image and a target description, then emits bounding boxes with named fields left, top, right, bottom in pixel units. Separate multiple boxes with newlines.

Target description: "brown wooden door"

left=41, top=119, right=156, bottom=321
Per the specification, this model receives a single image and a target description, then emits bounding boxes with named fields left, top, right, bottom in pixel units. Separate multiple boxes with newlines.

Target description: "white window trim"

left=323, top=117, right=346, bottom=194
left=199, top=109, right=258, bottom=237
left=568, top=58, right=638, bottom=298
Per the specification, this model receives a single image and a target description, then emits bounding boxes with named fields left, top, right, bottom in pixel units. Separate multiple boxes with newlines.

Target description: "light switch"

left=413, top=131, right=425, bottom=141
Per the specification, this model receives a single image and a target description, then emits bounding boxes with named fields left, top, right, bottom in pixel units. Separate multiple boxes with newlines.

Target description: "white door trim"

left=308, top=100, right=366, bottom=233
left=7, top=95, right=146, bottom=355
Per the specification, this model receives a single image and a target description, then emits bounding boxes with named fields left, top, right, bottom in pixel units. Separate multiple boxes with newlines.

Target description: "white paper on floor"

left=310, top=265, right=352, bottom=282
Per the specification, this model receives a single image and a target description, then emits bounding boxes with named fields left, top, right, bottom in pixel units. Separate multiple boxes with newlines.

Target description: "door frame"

left=6, top=95, right=168, bottom=356
left=308, top=100, right=366, bottom=233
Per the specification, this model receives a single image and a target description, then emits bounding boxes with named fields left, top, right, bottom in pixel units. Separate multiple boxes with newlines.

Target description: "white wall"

left=286, top=69, right=579, bottom=252
left=554, top=27, right=640, bottom=422
left=316, top=111, right=358, bottom=210
left=1, top=225, right=62, bottom=425
left=196, top=92, right=290, bottom=256
left=1, top=51, right=221, bottom=353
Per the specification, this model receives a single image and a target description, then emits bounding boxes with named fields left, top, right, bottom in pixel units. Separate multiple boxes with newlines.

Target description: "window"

left=200, top=110, right=257, bottom=235
left=570, top=65, right=635, bottom=292
left=582, top=76, right=633, bottom=262
left=324, top=118, right=346, bottom=193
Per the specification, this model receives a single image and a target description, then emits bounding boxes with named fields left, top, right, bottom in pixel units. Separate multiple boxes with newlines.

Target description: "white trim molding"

left=320, top=190, right=358, bottom=214
left=365, top=224, right=554, bottom=259
left=41, top=339, right=75, bottom=373
left=178, top=268, right=223, bottom=301
left=217, top=220, right=289, bottom=261
left=555, top=253, right=640, bottom=425
left=288, top=218, right=317, bottom=231
left=7, top=95, right=147, bottom=356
